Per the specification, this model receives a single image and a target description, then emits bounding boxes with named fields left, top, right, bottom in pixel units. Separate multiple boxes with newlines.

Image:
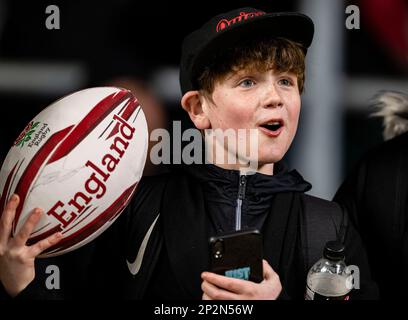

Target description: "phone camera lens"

left=214, top=240, right=223, bottom=259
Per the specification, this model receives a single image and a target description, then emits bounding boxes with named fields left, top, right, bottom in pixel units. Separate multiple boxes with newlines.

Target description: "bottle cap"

left=323, top=241, right=345, bottom=261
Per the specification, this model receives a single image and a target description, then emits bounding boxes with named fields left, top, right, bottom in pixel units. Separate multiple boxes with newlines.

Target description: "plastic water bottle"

left=305, top=241, right=352, bottom=300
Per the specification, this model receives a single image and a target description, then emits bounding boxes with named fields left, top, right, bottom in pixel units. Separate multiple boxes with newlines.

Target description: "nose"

left=262, top=83, right=283, bottom=108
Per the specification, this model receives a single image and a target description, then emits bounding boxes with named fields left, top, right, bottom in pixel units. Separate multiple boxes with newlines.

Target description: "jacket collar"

left=181, top=162, right=311, bottom=202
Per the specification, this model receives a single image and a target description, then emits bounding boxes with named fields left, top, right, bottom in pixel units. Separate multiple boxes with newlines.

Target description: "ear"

left=181, top=91, right=211, bottom=129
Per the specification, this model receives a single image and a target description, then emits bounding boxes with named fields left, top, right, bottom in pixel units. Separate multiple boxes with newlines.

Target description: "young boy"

left=0, top=7, right=378, bottom=300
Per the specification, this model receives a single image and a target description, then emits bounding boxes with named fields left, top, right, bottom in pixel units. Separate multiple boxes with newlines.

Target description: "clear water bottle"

left=305, top=241, right=352, bottom=300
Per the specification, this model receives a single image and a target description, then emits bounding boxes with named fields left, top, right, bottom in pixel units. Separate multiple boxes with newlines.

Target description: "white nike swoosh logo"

left=126, top=214, right=160, bottom=276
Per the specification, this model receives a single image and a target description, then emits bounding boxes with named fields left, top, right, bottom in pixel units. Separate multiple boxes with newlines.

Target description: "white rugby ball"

left=0, top=87, right=148, bottom=257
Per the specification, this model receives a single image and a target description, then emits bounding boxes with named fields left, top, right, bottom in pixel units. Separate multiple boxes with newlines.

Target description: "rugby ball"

left=0, top=87, right=148, bottom=257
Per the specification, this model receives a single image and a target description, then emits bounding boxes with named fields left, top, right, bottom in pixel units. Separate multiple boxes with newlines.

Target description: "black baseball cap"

left=180, top=7, right=314, bottom=95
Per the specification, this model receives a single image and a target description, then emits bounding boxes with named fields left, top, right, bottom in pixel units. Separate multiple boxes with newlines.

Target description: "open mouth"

left=260, top=121, right=283, bottom=131
left=259, top=120, right=284, bottom=137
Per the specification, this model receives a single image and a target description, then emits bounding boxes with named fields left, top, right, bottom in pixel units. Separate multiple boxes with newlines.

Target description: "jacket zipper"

left=235, top=174, right=247, bottom=231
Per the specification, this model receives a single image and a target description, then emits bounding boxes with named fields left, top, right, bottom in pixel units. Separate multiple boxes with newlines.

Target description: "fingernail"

left=11, top=194, right=18, bottom=201
left=53, top=232, right=63, bottom=239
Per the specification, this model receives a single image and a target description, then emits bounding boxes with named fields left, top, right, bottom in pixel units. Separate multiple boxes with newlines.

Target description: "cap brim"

left=220, top=12, right=314, bottom=47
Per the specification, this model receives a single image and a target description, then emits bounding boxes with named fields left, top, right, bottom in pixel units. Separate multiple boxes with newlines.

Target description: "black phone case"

left=209, top=229, right=263, bottom=283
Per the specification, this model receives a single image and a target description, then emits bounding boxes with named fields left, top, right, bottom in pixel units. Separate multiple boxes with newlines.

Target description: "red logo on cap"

left=216, top=11, right=265, bottom=32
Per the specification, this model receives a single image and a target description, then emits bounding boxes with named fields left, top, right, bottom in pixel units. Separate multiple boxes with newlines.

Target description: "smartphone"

left=209, top=229, right=263, bottom=283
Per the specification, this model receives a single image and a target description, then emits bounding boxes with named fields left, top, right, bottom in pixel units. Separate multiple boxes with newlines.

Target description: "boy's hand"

left=0, top=194, right=62, bottom=297
left=201, top=259, right=282, bottom=300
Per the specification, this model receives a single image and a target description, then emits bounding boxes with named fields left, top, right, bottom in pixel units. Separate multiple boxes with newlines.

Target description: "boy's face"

left=202, top=68, right=301, bottom=166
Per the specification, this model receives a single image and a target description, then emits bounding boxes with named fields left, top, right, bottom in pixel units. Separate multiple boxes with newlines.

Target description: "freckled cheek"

left=229, top=98, right=257, bottom=128
left=213, top=106, right=253, bottom=129
left=227, top=110, right=253, bottom=128
left=286, top=102, right=301, bottom=137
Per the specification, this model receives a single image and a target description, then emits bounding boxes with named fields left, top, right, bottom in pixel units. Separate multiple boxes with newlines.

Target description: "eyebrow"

left=224, top=71, right=243, bottom=81
left=224, top=69, right=298, bottom=82
left=224, top=69, right=255, bottom=81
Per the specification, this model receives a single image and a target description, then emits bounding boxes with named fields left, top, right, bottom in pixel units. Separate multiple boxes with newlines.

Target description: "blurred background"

left=0, top=0, right=407, bottom=199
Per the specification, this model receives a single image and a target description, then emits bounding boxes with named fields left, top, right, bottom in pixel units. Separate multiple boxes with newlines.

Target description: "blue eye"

left=239, top=79, right=255, bottom=88
left=279, top=79, right=292, bottom=86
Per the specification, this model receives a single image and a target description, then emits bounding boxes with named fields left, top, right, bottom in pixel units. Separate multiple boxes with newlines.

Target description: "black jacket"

left=334, top=132, right=408, bottom=299
left=2, top=163, right=378, bottom=300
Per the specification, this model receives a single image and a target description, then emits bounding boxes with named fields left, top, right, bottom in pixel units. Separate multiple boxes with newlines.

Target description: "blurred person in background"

left=334, top=91, right=408, bottom=299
